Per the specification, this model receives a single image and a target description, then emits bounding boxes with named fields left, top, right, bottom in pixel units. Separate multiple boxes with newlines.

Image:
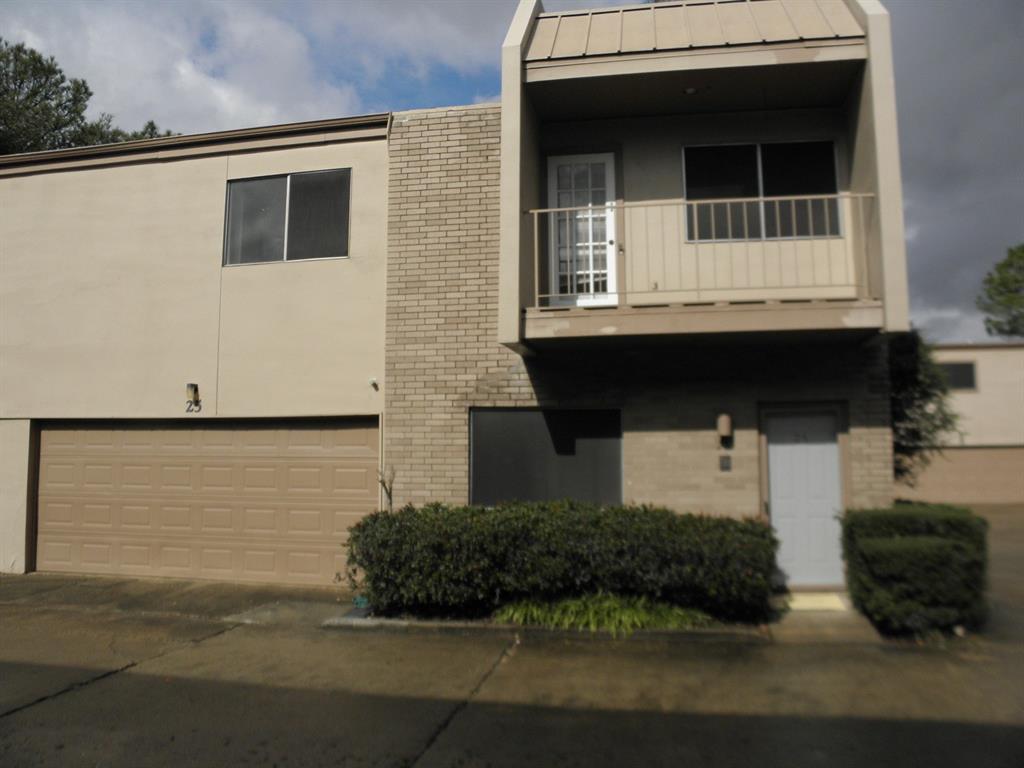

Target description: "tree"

left=977, top=243, right=1024, bottom=338
left=0, top=37, right=172, bottom=155
left=889, top=330, right=959, bottom=485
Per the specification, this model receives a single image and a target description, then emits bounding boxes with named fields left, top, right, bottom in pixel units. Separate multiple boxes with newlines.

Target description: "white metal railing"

left=529, top=193, right=875, bottom=308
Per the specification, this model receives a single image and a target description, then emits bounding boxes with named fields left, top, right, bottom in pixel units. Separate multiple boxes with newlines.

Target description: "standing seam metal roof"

left=524, top=0, right=864, bottom=62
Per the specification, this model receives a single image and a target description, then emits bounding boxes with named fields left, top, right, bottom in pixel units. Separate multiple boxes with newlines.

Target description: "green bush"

left=842, top=504, right=987, bottom=635
left=346, top=501, right=777, bottom=623
left=494, top=593, right=716, bottom=637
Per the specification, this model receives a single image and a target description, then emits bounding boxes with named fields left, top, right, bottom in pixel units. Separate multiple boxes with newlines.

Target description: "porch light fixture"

left=186, top=383, right=200, bottom=406
left=716, top=412, right=733, bottom=449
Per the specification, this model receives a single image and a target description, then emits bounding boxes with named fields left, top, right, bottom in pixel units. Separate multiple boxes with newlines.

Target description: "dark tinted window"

left=761, top=141, right=837, bottom=196
left=470, top=409, right=622, bottom=506
left=684, top=145, right=761, bottom=240
left=287, top=169, right=350, bottom=261
left=684, top=145, right=759, bottom=200
left=939, top=362, right=976, bottom=390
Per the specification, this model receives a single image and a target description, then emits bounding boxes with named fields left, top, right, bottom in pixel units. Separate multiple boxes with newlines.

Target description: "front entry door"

left=547, top=154, right=617, bottom=307
left=766, top=411, right=844, bottom=587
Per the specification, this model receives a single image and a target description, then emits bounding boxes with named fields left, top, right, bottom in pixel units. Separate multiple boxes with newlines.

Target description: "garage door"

left=35, top=419, right=379, bottom=585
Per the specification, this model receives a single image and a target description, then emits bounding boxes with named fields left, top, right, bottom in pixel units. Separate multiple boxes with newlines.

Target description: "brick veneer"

left=384, top=103, right=894, bottom=514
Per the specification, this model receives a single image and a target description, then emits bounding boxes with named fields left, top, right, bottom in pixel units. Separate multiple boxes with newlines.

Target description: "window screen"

left=470, top=409, right=622, bottom=506
left=224, top=168, right=351, bottom=265
left=939, top=362, right=976, bottom=390
left=287, top=169, right=350, bottom=261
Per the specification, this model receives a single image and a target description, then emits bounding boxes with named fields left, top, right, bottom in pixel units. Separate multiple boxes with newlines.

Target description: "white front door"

left=547, top=154, right=617, bottom=307
left=766, top=411, right=844, bottom=587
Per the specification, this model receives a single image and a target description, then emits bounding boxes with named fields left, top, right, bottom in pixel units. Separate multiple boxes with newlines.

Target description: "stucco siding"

left=0, top=419, right=31, bottom=573
left=0, top=138, right=387, bottom=420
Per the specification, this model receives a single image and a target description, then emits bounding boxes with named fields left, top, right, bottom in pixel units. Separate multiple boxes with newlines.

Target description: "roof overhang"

left=0, top=113, right=391, bottom=177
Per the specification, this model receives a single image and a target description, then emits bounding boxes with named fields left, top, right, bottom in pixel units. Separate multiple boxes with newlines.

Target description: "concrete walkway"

left=1, top=505, right=1021, bottom=767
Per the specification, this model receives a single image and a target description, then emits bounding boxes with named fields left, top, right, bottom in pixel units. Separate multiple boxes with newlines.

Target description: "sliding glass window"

left=224, top=168, right=351, bottom=265
left=684, top=142, right=838, bottom=242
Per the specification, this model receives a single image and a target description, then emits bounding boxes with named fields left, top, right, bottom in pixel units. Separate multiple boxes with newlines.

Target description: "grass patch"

left=493, top=593, right=717, bottom=637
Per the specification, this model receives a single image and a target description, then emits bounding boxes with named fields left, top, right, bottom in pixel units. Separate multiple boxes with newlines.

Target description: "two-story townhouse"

left=1, top=0, right=908, bottom=589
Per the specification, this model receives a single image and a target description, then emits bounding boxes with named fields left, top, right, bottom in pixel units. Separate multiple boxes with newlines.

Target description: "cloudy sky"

left=2, top=0, right=1021, bottom=342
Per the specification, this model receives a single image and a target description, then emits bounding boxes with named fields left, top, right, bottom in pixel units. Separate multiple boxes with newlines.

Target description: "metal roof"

left=524, top=0, right=864, bottom=62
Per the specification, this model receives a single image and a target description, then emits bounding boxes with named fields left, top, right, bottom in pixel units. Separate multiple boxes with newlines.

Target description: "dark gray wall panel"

left=470, top=409, right=622, bottom=505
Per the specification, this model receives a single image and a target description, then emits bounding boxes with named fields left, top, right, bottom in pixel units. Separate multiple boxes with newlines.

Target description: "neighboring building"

left=0, top=0, right=908, bottom=588
left=900, top=344, right=1024, bottom=504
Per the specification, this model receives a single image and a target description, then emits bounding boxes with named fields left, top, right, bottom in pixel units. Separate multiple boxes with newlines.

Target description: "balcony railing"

left=529, top=193, right=876, bottom=309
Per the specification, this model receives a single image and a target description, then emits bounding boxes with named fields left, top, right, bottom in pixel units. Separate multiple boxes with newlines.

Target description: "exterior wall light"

left=716, top=412, right=733, bottom=449
left=186, top=383, right=200, bottom=405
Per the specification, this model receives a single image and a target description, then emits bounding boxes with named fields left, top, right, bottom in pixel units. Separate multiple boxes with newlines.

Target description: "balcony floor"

left=523, top=298, right=884, bottom=344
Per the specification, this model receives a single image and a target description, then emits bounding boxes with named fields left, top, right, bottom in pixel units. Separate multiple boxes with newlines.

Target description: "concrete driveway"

left=2, top=506, right=1022, bottom=767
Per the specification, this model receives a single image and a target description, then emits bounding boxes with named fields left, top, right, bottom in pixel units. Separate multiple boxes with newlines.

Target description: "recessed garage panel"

left=36, top=419, right=379, bottom=585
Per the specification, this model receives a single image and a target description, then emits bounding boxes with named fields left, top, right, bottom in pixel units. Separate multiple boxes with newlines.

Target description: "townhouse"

left=1, top=0, right=908, bottom=588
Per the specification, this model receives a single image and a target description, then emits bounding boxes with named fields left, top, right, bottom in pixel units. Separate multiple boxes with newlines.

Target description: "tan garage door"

left=35, top=419, right=379, bottom=585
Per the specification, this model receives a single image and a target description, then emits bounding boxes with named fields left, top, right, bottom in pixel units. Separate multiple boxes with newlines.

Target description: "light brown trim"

left=524, top=300, right=884, bottom=340
left=758, top=402, right=852, bottom=526
left=0, top=113, right=390, bottom=176
left=524, top=39, right=867, bottom=82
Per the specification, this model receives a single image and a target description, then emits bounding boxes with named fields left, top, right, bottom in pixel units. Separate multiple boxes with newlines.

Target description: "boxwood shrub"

left=346, top=501, right=777, bottom=623
left=842, top=503, right=988, bottom=635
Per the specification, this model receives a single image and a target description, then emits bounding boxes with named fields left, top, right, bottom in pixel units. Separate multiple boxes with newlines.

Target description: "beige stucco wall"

left=934, top=345, right=1024, bottom=447
left=0, top=420, right=31, bottom=573
left=0, top=138, right=386, bottom=420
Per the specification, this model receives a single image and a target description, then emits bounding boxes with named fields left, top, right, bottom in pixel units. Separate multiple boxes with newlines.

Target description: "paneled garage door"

left=35, top=419, right=379, bottom=585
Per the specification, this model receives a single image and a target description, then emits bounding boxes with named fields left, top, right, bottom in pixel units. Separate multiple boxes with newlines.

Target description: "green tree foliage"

left=0, top=37, right=173, bottom=155
left=977, top=244, right=1024, bottom=337
left=889, top=331, right=959, bottom=484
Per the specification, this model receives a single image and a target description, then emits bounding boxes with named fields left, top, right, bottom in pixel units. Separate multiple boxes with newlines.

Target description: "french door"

left=547, top=153, right=617, bottom=307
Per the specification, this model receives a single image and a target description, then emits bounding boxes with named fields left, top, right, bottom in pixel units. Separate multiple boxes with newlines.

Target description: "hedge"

left=842, top=503, right=988, bottom=635
left=346, top=501, right=778, bottom=623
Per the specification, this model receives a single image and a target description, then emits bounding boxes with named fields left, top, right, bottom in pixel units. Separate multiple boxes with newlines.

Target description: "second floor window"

left=224, top=168, right=351, bottom=265
left=684, top=142, right=838, bottom=242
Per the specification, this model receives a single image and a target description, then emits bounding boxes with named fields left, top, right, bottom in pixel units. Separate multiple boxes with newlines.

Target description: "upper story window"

left=223, top=168, right=351, bottom=265
left=939, top=362, right=977, bottom=390
left=684, top=142, right=838, bottom=242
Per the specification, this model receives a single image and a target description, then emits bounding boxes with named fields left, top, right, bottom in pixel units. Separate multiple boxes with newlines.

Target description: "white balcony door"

left=766, top=411, right=844, bottom=587
left=547, top=154, right=617, bottom=307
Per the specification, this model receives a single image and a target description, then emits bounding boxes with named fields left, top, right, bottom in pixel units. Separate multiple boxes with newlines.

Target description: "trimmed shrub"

left=346, top=501, right=777, bottom=623
left=842, top=504, right=988, bottom=635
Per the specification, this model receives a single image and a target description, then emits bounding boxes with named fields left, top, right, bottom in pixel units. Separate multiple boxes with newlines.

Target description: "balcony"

left=524, top=193, right=884, bottom=342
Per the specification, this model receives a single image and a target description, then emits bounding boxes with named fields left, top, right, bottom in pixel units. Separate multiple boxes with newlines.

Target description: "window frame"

left=222, top=167, right=352, bottom=267
left=681, top=140, right=841, bottom=244
left=938, top=361, right=978, bottom=391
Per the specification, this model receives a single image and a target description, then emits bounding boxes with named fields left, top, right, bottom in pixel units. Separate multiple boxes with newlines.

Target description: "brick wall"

left=384, top=103, right=894, bottom=513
